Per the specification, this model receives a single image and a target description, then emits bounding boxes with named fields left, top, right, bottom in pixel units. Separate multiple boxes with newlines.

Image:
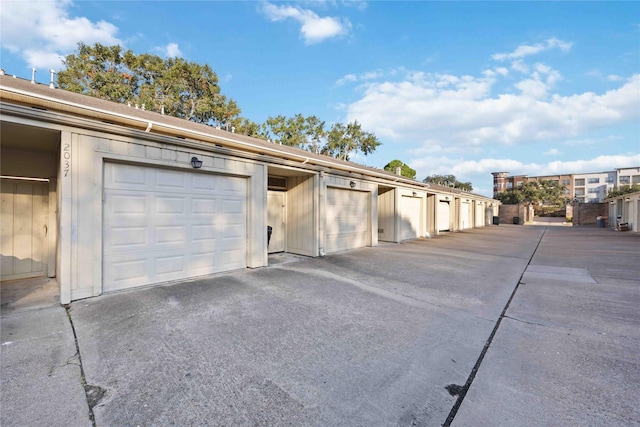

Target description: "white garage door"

left=460, top=202, right=470, bottom=229
left=103, top=163, right=246, bottom=292
left=400, top=195, right=422, bottom=241
left=326, top=188, right=369, bottom=253
left=475, top=204, right=484, bottom=227
left=438, top=201, right=450, bottom=232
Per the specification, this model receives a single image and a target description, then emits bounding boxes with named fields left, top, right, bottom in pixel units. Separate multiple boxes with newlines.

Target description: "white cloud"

left=410, top=154, right=640, bottom=197
left=163, top=42, right=182, bottom=58
left=346, top=69, right=639, bottom=149
left=492, top=37, right=573, bottom=61
left=544, top=148, right=561, bottom=156
left=262, top=2, right=350, bottom=44
left=336, top=73, right=357, bottom=85
left=0, top=0, right=122, bottom=71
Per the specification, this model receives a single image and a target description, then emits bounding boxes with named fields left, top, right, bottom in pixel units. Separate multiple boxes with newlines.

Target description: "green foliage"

left=324, top=121, right=380, bottom=161
left=607, top=184, right=640, bottom=198
left=495, top=189, right=525, bottom=204
left=263, top=116, right=380, bottom=161
left=58, top=42, right=240, bottom=126
left=496, top=180, right=566, bottom=210
left=423, top=174, right=473, bottom=191
left=383, top=160, right=416, bottom=179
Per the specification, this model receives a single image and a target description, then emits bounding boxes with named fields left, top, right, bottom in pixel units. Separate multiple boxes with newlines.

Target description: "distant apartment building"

left=492, top=167, right=640, bottom=202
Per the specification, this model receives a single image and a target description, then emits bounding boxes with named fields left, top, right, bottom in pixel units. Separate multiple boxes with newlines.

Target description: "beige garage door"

left=326, top=188, right=369, bottom=253
left=400, top=195, right=422, bottom=241
left=438, top=201, right=450, bottom=232
left=103, top=163, right=247, bottom=292
left=460, top=202, right=470, bottom=229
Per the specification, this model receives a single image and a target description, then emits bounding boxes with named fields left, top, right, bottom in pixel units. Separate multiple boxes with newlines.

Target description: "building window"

left=563, top=189, right=570, bottom=195
left=587, top=177, right=600, bottom=184
left=575, top=188, right=585, bottom=196
left=575, top=178, right=585, bottom=186
left=605, top=177, right=615, bottom=184
left=619, top=176, right=630, bottom=184
left=588, top=188, right=599, bottom=194
left=633, top=175, right=640, bottom=184
left=506, top=182, right=513, bottom=189
left=561, top=179, right=571, bottom=186
left=516, top=181, right=523, bottom=187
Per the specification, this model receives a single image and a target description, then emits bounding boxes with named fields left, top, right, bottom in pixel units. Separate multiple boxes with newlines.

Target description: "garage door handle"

left=44, top=224, right=48, bottom=236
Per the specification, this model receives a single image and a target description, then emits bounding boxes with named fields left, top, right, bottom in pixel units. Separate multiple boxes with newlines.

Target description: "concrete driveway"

left=2, top=225, right=639, bottom=426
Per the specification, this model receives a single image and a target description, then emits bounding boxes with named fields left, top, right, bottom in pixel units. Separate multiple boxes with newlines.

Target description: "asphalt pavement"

left=2, top=224, right=639, bottom=426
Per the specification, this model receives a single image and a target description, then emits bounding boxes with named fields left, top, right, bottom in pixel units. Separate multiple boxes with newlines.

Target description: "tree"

left=58, top=43, right=241, bottom=126
left=495, top=189, right=525, bottom=205
left=383, top=160, right=416, bottom=179
left=496, top=180, right=566, bottom=215
left=57, top=43, right=135, bottom=103
left=423, top=174, right=473, bottom=191
left=323, top=121, right=381, bottom=161
left=607, top=183, right=640, bottom=198
left=263, top=115, right=380, bottom=160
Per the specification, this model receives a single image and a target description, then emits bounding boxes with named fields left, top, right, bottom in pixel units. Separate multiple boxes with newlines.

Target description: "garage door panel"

left=108, top=226, right=147, bottom=248
left=326, top=188, right=369, bottom=254
left=192, top=198, right=218, bottom=213
left=108, top=193, right=147, bottom=216
left=103, top=163, right=247, bottom=292
left=156, top=196, right=186, bottom=214
left=156, top=169, right=185, bottom=189
left=156, top=225, right=186, bottom=245
left=105, top=163, right=148, bottom=188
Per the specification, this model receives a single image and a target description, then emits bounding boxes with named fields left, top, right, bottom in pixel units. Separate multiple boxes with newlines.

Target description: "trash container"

left=597, top=216, right=605, bottom=228
left=492, top=216, right=500, bottom=225
left=267, top=226, right=273, bottom=247
left=513, top=217, right=519, bottom=224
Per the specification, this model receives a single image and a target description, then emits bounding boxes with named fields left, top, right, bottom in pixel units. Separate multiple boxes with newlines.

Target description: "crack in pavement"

left=442, top=227, right=548, bottom=426
left=65, top=305, right=106, bottom=426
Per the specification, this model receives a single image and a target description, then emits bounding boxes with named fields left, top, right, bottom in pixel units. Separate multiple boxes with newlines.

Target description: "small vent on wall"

left=268, top=176, right=287, bottom=190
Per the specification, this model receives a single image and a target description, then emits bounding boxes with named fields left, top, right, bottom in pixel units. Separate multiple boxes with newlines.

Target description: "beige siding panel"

left=1, top=179, right=49, bottom=280
left=286, top=176, right=316, bottom=256
left=377, top=189, right=396, bottom=242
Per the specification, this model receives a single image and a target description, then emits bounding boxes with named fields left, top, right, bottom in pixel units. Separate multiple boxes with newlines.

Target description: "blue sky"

left=2, top=1, right=639, bottom=196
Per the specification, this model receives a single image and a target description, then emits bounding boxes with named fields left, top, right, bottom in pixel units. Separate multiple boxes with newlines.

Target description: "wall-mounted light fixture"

left=191, top=156, right=203, bottom=169
left=625, top=197, right=631, bottom=201
left=349, top=181, right=356, bottom=188
left=412, top=191, right=417, bottom=197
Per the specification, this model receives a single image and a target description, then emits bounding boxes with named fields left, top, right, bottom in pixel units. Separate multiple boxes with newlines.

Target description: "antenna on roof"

left=31, top=68, right=36, bottom=84
left=49, top=69, right=56, bottom=89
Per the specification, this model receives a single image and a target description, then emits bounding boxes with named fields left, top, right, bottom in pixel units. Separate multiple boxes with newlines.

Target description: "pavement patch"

left=523, top=265, right=597, bottom=284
